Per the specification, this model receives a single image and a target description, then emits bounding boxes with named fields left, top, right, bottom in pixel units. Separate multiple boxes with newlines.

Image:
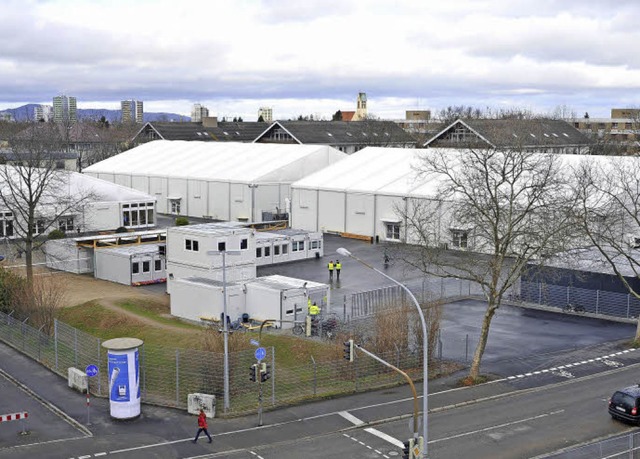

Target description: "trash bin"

left=242, top=313, right=250, bottom=323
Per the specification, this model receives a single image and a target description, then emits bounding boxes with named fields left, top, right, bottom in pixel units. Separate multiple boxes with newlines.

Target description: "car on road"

left=609, top=385, right=640, bottom=424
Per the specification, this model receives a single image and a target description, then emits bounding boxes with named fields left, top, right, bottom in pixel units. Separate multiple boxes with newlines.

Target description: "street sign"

left=85, top=364, right=99, bottom=377
left=255, top=347, right=266, bottom=361
left=250, top=339, right=260, bottom=347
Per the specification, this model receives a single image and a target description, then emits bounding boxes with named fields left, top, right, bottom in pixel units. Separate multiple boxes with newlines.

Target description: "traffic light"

left=249, top=363, right=258, bottom=382
left=402, top=438, right=414, bottom=459
left=342, top=339, right=354, bottom=362
left=260, top=362, right=271, bottom=382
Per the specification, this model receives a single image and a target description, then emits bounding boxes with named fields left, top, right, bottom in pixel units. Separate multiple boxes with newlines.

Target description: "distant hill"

left=0, top=104, right=190, bottom=123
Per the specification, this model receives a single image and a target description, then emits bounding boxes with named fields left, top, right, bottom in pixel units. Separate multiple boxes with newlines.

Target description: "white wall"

left=290, top=188, right=319, bottom=231
left=170, top=279, right=245, bottom=323
left=245, top=284, right=284, bottom=325
left=95, top=251, right=131, bottom=285
left=207, top=182, right=230, bottom=220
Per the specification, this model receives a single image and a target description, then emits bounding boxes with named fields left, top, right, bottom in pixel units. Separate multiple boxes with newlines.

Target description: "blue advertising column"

left=101, top=337, right=143, bottom=420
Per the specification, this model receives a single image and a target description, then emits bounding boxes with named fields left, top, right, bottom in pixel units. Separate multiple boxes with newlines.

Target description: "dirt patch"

left=51, top=272, right=169, bottom=308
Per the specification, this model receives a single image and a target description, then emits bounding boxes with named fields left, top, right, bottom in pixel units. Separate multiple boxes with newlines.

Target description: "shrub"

left=115, top=226, right=128, bottom=233
left=47, top=229, right=66, bottom=240
left=175, top=216, right=189, bottom=226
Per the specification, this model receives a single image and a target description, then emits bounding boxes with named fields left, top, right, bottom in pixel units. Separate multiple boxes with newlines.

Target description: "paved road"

left=2, top=332, right=640, bottom=458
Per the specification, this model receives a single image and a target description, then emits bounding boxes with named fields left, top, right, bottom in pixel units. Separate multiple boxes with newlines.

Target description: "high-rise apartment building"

left=258, top=107, right=273, bottom=122
left=35, top=105, right=53, bottom=122
left=191, top=103, right=209, bottom=123
left=121, top=100, right=144, bottom=123
left=53, top=95, right=77, bottom=123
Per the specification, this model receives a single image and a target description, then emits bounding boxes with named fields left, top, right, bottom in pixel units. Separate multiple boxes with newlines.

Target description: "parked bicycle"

left=563, top=303, right=585, bottom=313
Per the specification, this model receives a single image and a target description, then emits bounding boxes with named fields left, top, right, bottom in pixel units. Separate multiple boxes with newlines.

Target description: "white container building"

left=170, top=274, right=329, bottom=328
left=94, top=244, right=166, bottom=286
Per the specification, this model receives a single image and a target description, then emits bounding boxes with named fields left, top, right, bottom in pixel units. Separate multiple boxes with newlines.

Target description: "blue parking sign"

left=85, top=364, right=99, bottom=377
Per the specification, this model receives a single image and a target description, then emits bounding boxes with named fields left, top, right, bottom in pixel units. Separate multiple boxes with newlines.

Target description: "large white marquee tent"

left=84, top=140, right=347, bottom=222
left=290, top=147, right=640, bottom=246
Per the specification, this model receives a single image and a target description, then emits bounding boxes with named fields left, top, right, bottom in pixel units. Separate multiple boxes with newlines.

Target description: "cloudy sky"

left=1, top=0, right=639, bottom=120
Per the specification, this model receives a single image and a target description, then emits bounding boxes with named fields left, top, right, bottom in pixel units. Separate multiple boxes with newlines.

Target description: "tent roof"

left=0, top=166, right=154, bottom=206
left=292, top=146, right=640, bottom=199
left=84, top=140, right=346, bottom=183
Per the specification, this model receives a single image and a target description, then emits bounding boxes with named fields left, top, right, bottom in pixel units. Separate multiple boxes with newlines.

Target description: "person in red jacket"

left=192, top=409, right=212, bottom=443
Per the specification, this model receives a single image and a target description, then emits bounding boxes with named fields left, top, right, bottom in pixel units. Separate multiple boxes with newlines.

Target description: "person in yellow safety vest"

left=335, top=260, right=341, bottom=280
left=328, top=260, right=334, bottom=280
left=309, top=302, right=321, bottom=316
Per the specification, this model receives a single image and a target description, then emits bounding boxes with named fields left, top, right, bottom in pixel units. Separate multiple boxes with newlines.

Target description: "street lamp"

left=207, top=249, right=242, bottom=413
left=336, top=247, right=429, bottom=459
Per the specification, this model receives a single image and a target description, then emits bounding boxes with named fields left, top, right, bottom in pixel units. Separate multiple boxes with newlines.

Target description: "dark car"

left=609, top=385, right=640, bottom=424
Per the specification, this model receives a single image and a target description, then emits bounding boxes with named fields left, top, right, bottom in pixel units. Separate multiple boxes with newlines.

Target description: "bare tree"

left=1, top=123, right=96, bottom=284
left=572, top=157, right=640, bottom=340
left=400, top=147, right=575, bottom=380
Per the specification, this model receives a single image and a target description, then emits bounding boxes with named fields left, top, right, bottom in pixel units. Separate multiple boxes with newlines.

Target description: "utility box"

left=67, top=367, right=88, bottom=393
left=187, top=393, right=216, bottom=418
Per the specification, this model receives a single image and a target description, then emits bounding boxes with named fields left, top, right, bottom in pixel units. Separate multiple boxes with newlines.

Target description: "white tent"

left=0, top=166, right=156, bottom=237
left=290, top=147, right=440, bottom=241
left=290, top=146, right=640, bottom=245
left=84, top=140, right=347, bottom=222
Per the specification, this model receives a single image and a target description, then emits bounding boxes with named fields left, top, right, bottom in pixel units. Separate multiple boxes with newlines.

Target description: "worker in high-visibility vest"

left=309, top=302, right=321, bottom=316
left=328, top=260, right=334, bottom=280
left=335, top=260, right=342, bottom=280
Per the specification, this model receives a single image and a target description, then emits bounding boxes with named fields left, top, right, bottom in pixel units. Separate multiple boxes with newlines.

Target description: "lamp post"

left=337, top=247, right=429, bottom=459
left=207, top=249, right=242, bottom=413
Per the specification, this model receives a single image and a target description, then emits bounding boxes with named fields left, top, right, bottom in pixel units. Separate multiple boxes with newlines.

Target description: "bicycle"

left=292, top=321, right=305, bottom=336
left=563, top=303, right=585, bottom=313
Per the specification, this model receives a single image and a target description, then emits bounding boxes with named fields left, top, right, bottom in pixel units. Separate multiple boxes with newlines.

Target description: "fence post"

left=596, top=290, right=600, bottom=315
left=97, top=339, right=101, bottom=396
left=74, top=328, right=78, bottom=367
left=37, top=324, right=44, bottom=361
left=54, top=319, right=59, bottom=372
left=395, top=344, right=401, bottom=383
left=538, top=282, right=542, bottom=304
left=465, top=334, right=469, bottom=362
left=311, top=355, right=317, bottom=396
left=271, top=347, right=275, bottom=405
left=628, top=294, right=631, bottom=319
left=142, top=345, right=147, bottom=400
left=175, top=349, right=180, bottom=407
left=343, top=295, right=347, bottom=322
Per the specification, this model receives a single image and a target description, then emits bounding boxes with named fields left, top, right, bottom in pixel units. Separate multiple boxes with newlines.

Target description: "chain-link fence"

left=0, top=307, right=444, bottom=416
left=541, top=431, right=640, bottom=458
left=521, top=281, right=640, bottom=319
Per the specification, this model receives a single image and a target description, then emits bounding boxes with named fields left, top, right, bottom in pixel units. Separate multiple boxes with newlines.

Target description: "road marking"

left=498, top=348, right=638, bottom=383
left=364, top=427, right=405, bottom=448
left=249, top=451, right=265, bottom=459
left=78, top=456, right=91, bottom=459
left=431, top=410, right=564, bottom=444
left=339, top=410, right=365, bottom=425
left=110, top=437, right=192, bottom=454
left=343, top=433, right=390, bottom=458
left=94, top=453, right=107, bottom=457
left=339, top=410, right=405, bottom=450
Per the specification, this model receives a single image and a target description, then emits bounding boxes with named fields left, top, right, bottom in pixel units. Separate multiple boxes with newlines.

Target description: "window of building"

left=274, top=245, right=280, bottom=256
left=282, top=244, right=288, bottom=254
left=185, top=239, right=199, bottom=252
left=241, top=238, right=248, bottom=250
left=34, top=219, right=46, bottom=236
left=0, top=212, right=14, bottom=238
left=132, top=262, right=140, bottom=274
left=256, top=247, right=262, bottom=258
left=154, top=259, right=162, bottom=271
left=311, top=241, right=319, bottom=249
left=292, top=242, right=298, bottom=252
left=264, top=246, right=271, bottom=257
left=385, top=223, right=401, bottom=240
left=218, top=241, right=226, bottom=251
left=123, top=202, right=155, bottom=228
left=142, top=261, right=150, bottom=273
left=58, top=217, right=74, bottom=232
left=169, top=199, right=181, bottom=215
left=451, top=230, right=468, bottom=249
left=626, top=123, right=633, bottom=129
